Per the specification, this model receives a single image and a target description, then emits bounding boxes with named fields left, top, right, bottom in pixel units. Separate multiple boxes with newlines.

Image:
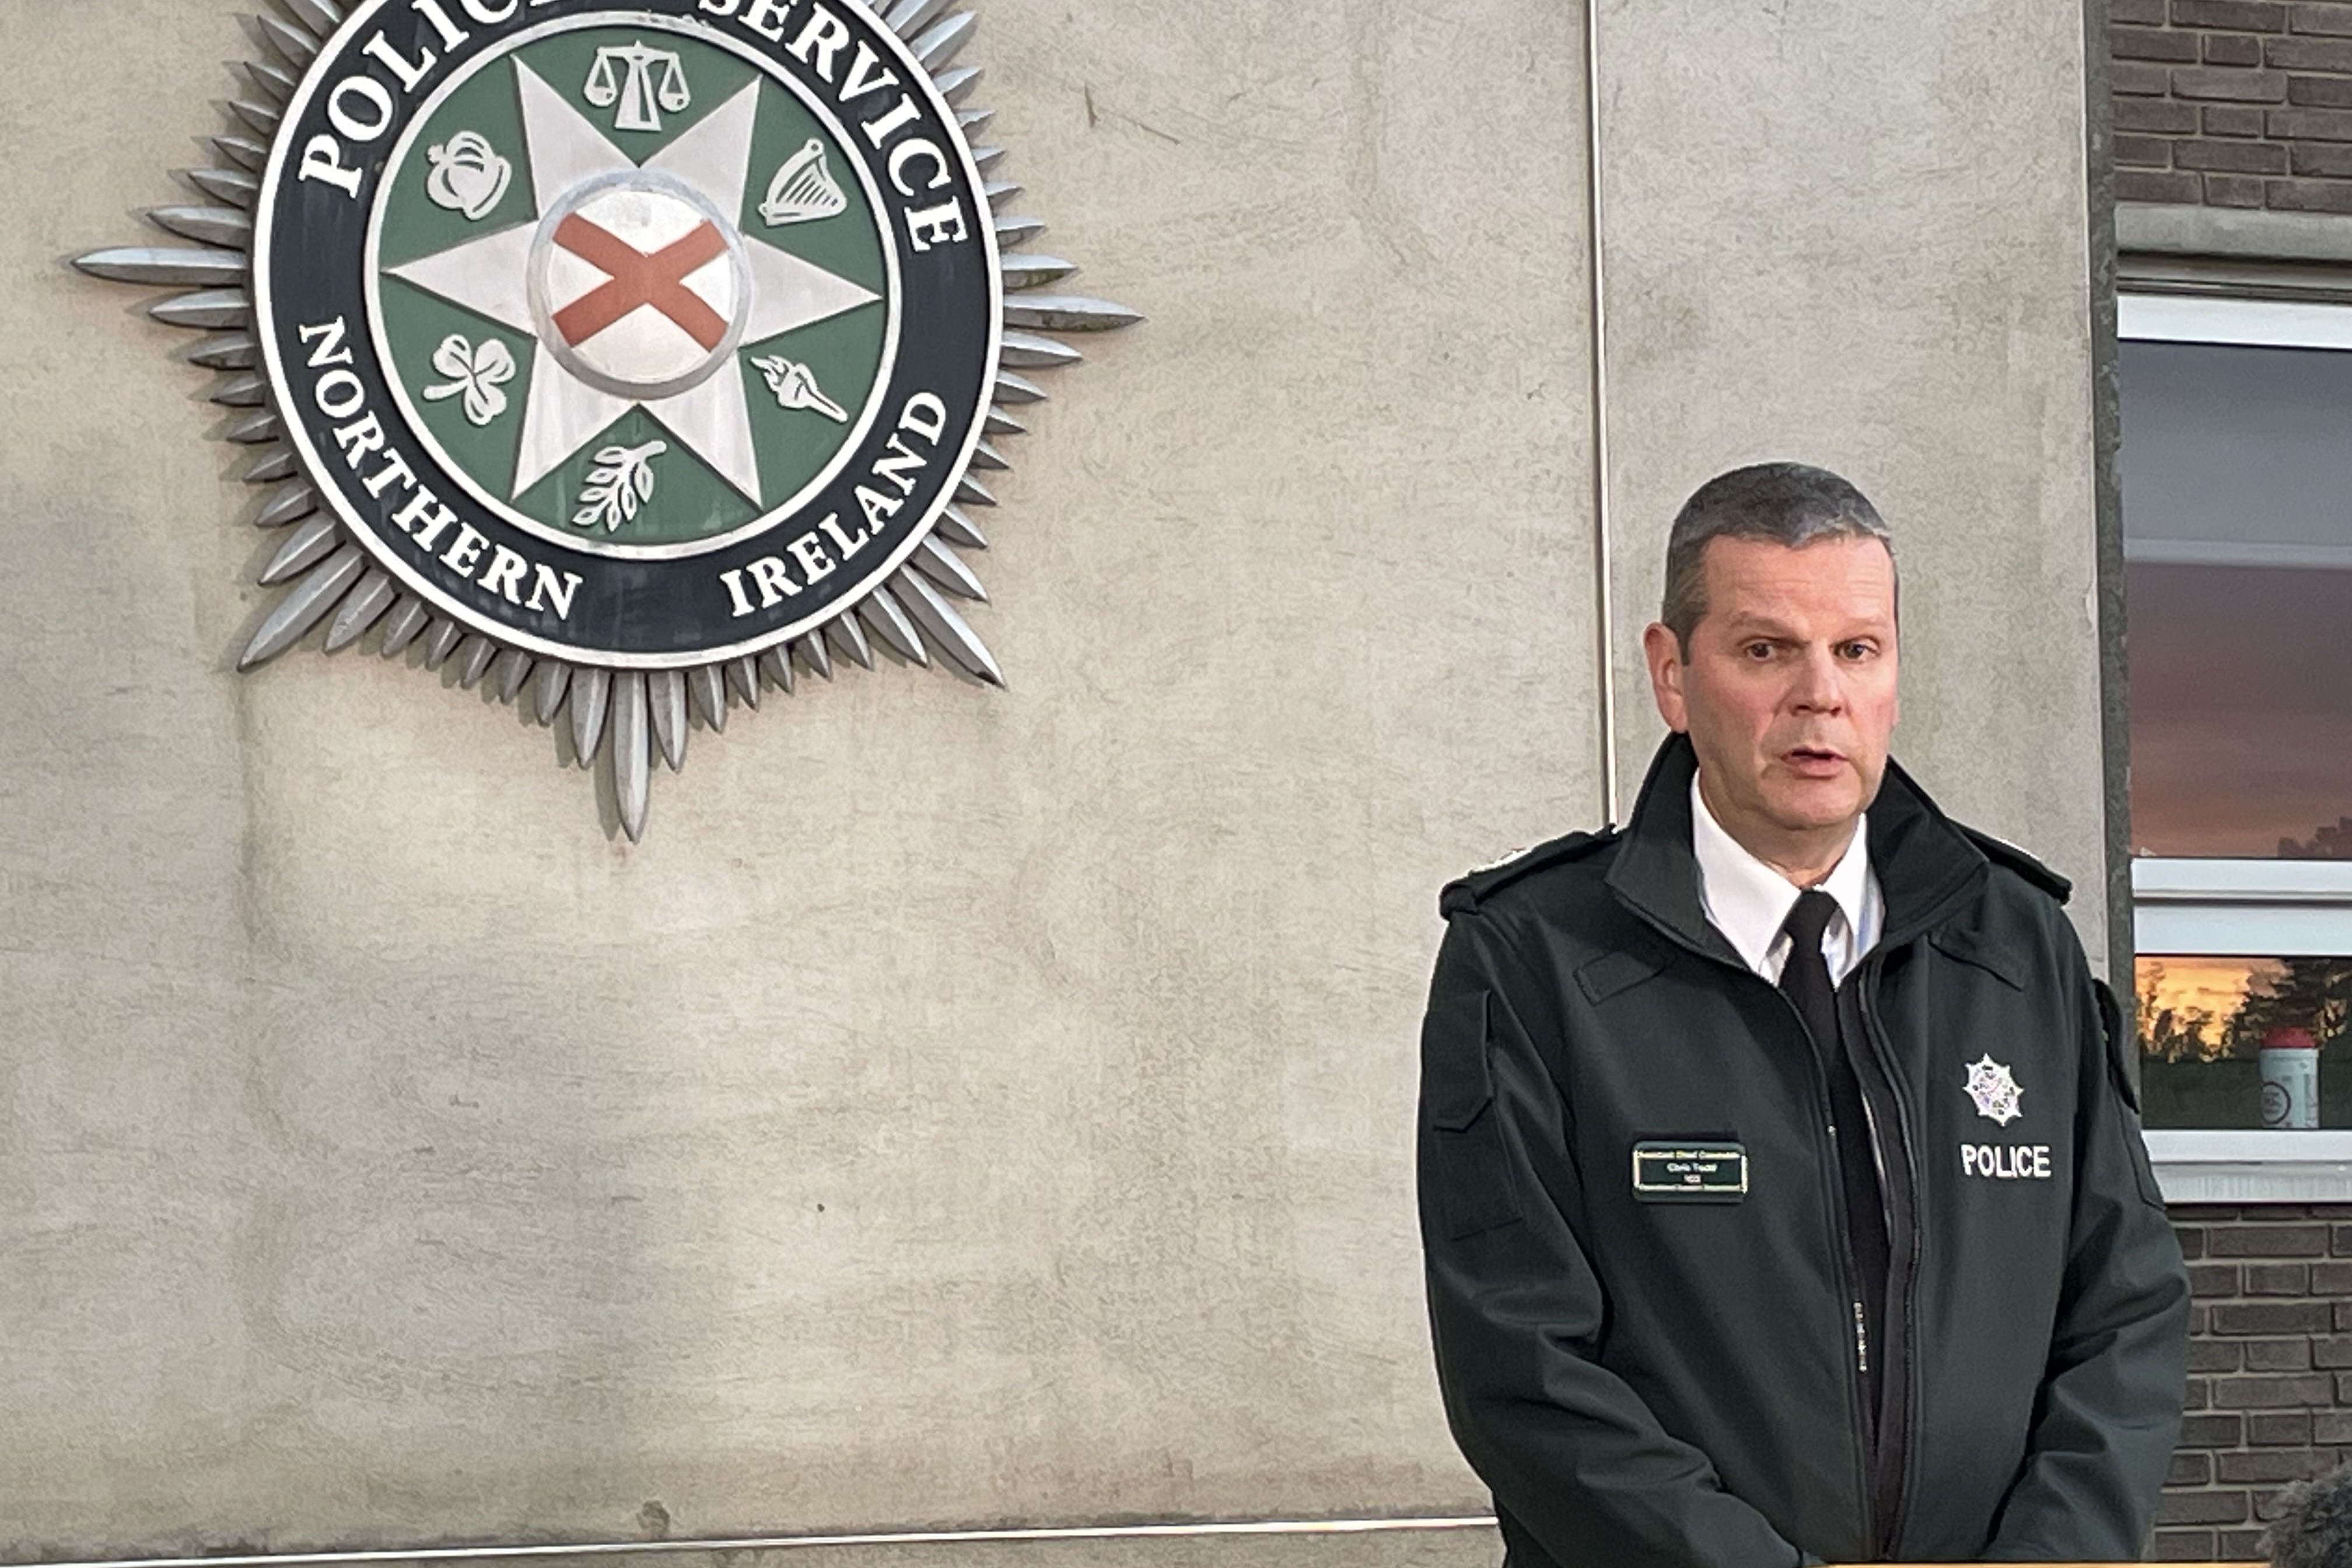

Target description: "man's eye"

left=1839, top=641, right=1875, bottom=660
left=1743, top=643, right=1774, bottom=660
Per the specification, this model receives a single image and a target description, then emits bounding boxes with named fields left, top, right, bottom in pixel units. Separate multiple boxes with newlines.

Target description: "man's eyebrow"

left=1714, top=614, right=1801, bottom=639
left=1715, top=611, right=1894, bottom=639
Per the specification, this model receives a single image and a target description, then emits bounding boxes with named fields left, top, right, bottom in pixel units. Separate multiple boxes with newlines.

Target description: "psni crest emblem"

left=79, top=0, right=1135, bottom=839
left=1963, top=1055, right=2025, bottom=1127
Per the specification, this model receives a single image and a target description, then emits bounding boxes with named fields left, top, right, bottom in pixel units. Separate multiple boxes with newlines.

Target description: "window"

left=2118, top=296, right=2352, bottom=1199
left=2136, top=954, right=2349, bottom=1129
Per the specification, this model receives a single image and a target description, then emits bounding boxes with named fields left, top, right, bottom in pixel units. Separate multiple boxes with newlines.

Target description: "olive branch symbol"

left=570, top=439, right=667, bottom=533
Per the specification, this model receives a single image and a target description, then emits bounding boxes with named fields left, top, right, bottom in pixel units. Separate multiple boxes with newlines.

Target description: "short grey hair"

left=1660, top=462, right=1895, bottom=657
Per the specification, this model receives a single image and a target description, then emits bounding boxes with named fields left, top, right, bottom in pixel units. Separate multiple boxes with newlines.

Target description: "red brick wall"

left=2155, top=1205, right=2352, bottom=1560
left=2113, top=0, right=2352, bottom=212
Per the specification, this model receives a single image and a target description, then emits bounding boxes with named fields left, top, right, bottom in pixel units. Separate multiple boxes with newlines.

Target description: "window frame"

left=2118, top=292, right=2352, bottom=1200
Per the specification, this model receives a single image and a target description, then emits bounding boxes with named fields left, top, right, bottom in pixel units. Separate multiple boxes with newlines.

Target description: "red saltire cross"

left=551, top=213, right=731, bottom=352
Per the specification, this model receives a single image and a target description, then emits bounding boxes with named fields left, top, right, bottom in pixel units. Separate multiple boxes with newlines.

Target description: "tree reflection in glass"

left=2138, top=951, right=2352, bottom=1129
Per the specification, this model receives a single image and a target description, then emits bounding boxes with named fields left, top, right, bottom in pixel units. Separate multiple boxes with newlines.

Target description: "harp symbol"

left=583, top=43, right=690, bottom=134
left=758, top=140, right=849, bottom=228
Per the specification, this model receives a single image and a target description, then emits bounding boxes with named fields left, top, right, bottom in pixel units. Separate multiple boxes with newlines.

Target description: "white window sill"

left=2146, top=1129, right=2352, bottom=1203
left=2134, top=859, right=2352, bottom=901
left=2121, top=291, right=2352, bottom=349
left=2133, top=859, right=2352, bottom=955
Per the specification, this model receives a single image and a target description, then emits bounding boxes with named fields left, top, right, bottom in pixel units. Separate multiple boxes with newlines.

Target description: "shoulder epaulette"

left=1440, top=827, right=1620, bottom=917
left=1959, top=825, right=2071, bottom=904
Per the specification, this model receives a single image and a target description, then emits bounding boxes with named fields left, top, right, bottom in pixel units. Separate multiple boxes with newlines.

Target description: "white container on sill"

left=2260, top=1027, right=2321, bottom=1130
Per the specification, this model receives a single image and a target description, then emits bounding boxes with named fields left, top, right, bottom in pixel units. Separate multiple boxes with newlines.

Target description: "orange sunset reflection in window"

left=2136, top=956, right=2281, bottom=1062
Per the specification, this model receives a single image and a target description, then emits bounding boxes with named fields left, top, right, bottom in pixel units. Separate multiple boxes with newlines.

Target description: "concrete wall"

left=0, top=0, right=2095, bottom=1564
left=1597, top=0, right=2112, bottom=964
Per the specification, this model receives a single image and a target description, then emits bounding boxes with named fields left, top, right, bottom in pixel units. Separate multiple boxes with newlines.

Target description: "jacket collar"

left=1604, top=733, right=1989, bottom=965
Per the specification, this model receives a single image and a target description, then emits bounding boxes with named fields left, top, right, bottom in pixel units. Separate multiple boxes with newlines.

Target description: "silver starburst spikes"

left=77, top=0, right=1136, bottom=842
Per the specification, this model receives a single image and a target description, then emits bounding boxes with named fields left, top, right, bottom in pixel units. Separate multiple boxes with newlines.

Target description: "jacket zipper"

left=1843, top=990, right=1899, bottom=1558
left=1600, top=803, right=1976, bottom=1564
left=1772, top=986, right=1879, bottom=1550
left=1854, top=958, right=1920, bottom=1562
left=1611, top=884, right=1920, bottom=1559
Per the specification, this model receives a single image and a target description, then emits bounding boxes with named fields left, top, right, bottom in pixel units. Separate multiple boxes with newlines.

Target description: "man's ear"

left=1643, top=621, right=1689, bottom=733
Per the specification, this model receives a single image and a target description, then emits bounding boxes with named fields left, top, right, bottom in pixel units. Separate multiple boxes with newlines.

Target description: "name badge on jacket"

left=1632, top=1139, right=1748, bottom=1203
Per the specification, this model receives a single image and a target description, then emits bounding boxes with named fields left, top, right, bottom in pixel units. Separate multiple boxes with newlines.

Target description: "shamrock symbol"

left=421, top=334, right=517, bottom=428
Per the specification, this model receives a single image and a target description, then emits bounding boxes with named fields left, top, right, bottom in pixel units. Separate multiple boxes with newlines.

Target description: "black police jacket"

left=1417, top=734, right=2189, bottom=1567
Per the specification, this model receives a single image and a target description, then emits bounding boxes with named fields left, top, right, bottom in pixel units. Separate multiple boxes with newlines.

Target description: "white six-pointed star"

left=386, top=60, right=881, bottom=509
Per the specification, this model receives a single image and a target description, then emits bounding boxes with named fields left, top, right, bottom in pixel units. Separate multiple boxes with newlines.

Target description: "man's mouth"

left=1782, top=745, right=1847, bottom=775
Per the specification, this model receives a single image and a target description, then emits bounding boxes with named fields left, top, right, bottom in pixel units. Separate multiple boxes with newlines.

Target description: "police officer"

left=1418, top=464, right=2189, bottom=1566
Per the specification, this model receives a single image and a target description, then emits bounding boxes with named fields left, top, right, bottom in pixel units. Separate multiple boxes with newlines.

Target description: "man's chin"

left=1763, top=786, right=1864, bottom=838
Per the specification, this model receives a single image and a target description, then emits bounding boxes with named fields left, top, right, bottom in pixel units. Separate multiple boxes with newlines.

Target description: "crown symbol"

left=424, top=131, right=512, bottom=221
left=758, top=139, right=849, bottom=228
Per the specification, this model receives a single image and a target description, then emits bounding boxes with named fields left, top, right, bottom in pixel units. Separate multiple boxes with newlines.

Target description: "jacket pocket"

left=1423, top=989, right=1524, bottom=1238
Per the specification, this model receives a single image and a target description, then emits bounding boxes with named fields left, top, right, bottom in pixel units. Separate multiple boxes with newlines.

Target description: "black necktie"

left=1779, top=891, right=1843, bottom=1065
left=1779, top=889, right=1889, bottom=1432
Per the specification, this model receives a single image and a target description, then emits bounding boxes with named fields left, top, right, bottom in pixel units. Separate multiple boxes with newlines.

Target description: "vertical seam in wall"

left=1584, top=0, right=1619, bottom=827
left=2082, top=0, right=2134, bottom=1010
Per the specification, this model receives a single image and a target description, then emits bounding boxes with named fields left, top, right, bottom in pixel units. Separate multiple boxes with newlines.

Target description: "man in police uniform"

left=1417, top=464, right=2188, bottom=1566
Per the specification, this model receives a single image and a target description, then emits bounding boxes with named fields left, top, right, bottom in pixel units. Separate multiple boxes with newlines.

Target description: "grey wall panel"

left=1592, top=0, right=2108, bottom=958
left=0, top=0, right=1593, bottom=1555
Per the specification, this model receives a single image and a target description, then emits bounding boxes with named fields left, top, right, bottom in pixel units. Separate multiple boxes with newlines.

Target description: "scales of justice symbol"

left=584, top=40, right=690, bottom=134
left=74, top=0, right=1142, bottom=842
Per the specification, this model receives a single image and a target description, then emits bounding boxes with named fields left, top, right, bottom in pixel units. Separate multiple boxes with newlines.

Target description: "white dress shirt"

left=1690, top=774, right=1883, bottom=985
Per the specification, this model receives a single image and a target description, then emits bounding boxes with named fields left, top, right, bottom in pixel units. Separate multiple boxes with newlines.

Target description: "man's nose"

left=1788, top=645, right=1845, bottom=711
